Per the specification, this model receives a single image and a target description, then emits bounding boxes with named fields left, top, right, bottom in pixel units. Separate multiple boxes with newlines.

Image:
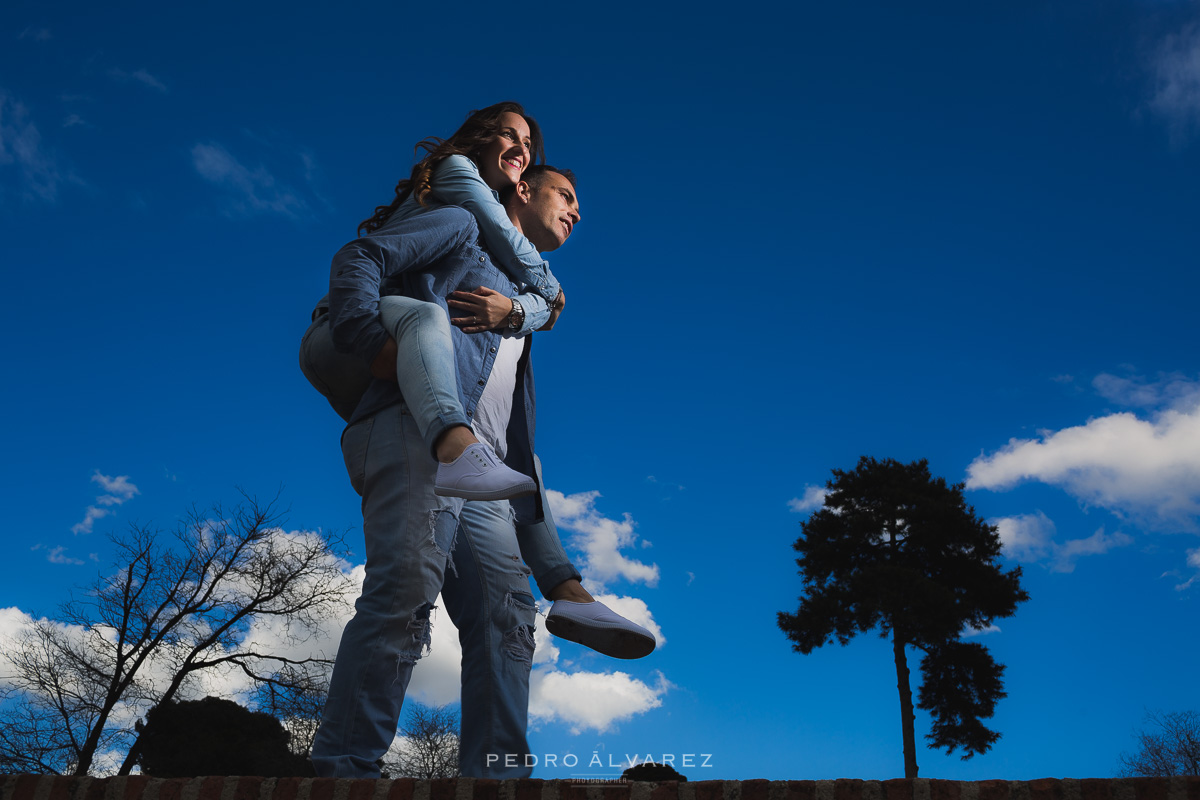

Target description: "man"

left=310, top=166, right=583, bottom=779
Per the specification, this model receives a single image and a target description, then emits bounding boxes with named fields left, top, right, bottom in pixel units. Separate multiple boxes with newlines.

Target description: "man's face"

left=521, top=171, right=580, bottom=252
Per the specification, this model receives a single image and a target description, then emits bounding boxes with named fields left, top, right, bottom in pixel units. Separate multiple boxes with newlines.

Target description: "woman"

left=301, top=102, right=654, bottom=660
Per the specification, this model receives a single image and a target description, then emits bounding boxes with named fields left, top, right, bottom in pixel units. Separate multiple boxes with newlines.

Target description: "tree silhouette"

left=383, top=703, right=461, bottom=779
left=778, top=456, right=1029, bottom=778
left=1119, top=710, right=1200, bottom=776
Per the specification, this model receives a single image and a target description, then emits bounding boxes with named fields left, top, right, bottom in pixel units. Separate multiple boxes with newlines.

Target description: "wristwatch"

left=506, top=298, right=525, bottom=331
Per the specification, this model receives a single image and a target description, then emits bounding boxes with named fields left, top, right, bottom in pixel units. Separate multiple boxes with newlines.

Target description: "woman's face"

left=476, top=111, right=533, bottom=191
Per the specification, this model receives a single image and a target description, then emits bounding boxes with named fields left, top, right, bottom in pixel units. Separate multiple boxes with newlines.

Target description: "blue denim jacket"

left=328, top=205, right=541, bottom=510
left=388, top=155, right=562, bottom=313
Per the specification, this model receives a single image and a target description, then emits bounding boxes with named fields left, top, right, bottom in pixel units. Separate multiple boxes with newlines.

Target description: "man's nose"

left=569, top=207, right=580, bottom=223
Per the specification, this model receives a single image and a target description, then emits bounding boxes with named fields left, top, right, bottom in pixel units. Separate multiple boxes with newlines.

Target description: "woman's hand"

left=448, top=286, right=514, bottom=334
left=538, top=289, right=566, bottom=331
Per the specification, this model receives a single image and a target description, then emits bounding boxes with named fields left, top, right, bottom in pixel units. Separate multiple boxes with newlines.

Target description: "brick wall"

left=3, top=775, right=1199, bottom=800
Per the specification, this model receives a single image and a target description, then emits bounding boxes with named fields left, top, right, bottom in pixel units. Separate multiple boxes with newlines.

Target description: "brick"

left=1130, top=780, right=1170, bottom=800
left=786, top=782, right=817, bottom=800
left=1028, top=779, right=1064, bottom=800
left=834, top=781, right=864, bottom=800
left=385, top=781, right=416, bottom=800
left=1080, top=780, right=1113, bottom=800
left=81, top=778, right=109, bottom=800
left=1186, top=779, right=1200, bottom=800
left=11, top=776, right=45, bottom=800
left=690, top=783, right=725, bottom=800
left=222, top=777, right=263, bottom=800
left=310, top=778, right=343, bottom=800
left=513, top=781, right=543, bottom=800
left=269, top=778, right=305, bottom=800
left=928, top=781, right=962, bottom=800
left=154, top=779, right=187, bottom=800
left=883, top=781, right=912, bottom=800
left=977, top=782, right=1011, bottom=800
left=193, top=777, right=226, bottom=800
left=42, top=776, right=77, bottom=800
left=119, top=778, right=151, bottom=800
left=344, top=782, right=377, bottom=800
left=651, top=783, right=683, bottom=800
left=741, top=782, right=770, bottom=800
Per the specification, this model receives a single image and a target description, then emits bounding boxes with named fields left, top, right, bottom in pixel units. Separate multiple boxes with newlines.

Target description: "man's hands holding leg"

left=449, top=287, right=514, bottom=334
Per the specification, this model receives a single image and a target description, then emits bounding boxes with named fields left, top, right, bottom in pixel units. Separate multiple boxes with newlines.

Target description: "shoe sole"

left=545, top=614, right=656, bottom=660
left=434, top=481, right=537, bottom=502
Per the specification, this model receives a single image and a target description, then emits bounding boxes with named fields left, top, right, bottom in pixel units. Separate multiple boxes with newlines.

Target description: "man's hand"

left=370, top=337, right=398, bottom=380
left=538, top=289, right=566, bottom=331
left=449, top=286, right=513, bottom=334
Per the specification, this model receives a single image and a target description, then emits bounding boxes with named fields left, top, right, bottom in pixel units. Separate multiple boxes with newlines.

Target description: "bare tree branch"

left=0, top=495, right=353, bottom=776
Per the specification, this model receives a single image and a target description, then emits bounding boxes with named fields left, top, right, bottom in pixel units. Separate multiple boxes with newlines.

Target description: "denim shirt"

left=327, top=205, right=541, bottom=508
left=383, top=156, right=560, bottom=318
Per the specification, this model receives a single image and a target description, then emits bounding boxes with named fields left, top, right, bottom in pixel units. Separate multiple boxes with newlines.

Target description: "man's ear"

left=515, top=181, right=532, bottom=204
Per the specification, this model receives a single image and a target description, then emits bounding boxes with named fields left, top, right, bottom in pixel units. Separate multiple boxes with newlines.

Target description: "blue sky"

left=3, top=0, right=1200, bottom=781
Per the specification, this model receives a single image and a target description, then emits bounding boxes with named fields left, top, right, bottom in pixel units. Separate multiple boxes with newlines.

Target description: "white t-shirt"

left=470, top=335, right=524, bottom=459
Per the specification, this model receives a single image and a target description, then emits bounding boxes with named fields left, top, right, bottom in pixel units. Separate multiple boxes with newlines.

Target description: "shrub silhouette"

left=622, top=761, right=687, bottom=782
left=136, top=696, right=312, bottom=777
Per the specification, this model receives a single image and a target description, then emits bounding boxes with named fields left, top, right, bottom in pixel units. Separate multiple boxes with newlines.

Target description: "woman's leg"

left=377, top=295, right=470, bottom=456
left=377, top=295, right=535, bottom=501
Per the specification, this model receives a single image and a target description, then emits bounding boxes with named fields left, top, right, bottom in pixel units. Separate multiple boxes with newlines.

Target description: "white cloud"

left=1051, top=528, right=1134, bottom=574
left=0, top=90, right=69, bottom=202
left=992, top=513, right=1133, bottom=573
left=966, top=390, right=1200, bottom=529
left=788, top=485, right=828, bottom=513
left=191, top=142, right=309, bottom=219
left=963, top=623, right=1000, bottom=637
left=529, top=670, right=670, bottom=735
left=994, top=512, right=1056, bottom=562
left=107, top=67, right=167, bottom=93
left=44, top=545, right=84, bottom=566
left=93, top=472, right=139, bottom=502
left=1092, top=371, right=1200, bottom=410
left=18, top=26, right=52, bottom=42
left=71, top=506, right=111, bottom=536
left=547, top=490, right=659, bottom=591
left=1174, top=547, right=1200, bottom=591
left=1148, top=23, right=1200, bottom=144
left=72, top=471, right=139, bottom=534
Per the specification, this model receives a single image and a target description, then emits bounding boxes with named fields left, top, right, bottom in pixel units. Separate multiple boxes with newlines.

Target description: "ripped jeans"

left=311, top=403, right=537, bottom=779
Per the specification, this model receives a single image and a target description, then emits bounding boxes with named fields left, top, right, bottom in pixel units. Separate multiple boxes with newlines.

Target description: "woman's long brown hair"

left=358, top=101, right=545, bottom=235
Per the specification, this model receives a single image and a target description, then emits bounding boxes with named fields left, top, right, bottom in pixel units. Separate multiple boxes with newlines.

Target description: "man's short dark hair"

left=523, top=164, right=576, bottom=191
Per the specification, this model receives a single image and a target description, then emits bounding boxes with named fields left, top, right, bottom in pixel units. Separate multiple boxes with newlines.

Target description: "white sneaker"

left=434, top=443, right=537, bottom=501
left=545, top=600, right=656, bottom=659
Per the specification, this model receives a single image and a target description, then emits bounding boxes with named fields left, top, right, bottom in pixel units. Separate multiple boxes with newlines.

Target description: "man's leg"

left=519, top=456, right=656, bottom=660
left=441, top=498, right=537, bottom=778
left=311, top=404, right=463, bottom=778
